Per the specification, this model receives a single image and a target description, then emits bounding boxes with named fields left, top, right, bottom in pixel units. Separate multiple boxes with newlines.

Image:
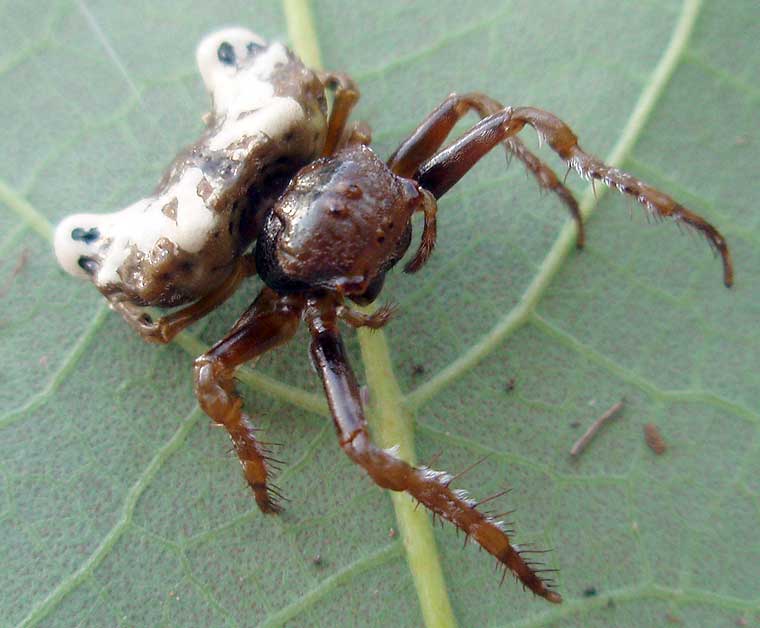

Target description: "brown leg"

left=319, top=71, right=360, bottom=157
left=306, top=307, right=561, bottom=603
left=417, top=106, right=733, bottom=287
left=337, top=302, right=396, bottom=329
left=387, top=93, right=584, bottom=247
left=404, top=189, right=438, bottom=273
left=194, top=287, right=304, bottom=513
left=388, top=93, right=498, bottom=177
left=112, top=254, right=257, bottom=344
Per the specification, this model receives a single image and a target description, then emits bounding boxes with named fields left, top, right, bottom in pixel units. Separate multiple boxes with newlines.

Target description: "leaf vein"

left=285, top=2, right=458, bottom=626
left=15, top=408, right=202, bottom=628
left=684, top=49, right=760, bottom=102
left=503, top=581, right=760, bottom=628
left=0, top=304, right=109, bottom=430
left=257, top=542, right=404, bottom=628
left=531, top=312, right=759, bottom=424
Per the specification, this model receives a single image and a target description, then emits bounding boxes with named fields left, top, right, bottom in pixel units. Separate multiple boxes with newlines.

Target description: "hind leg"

left=193, top=288, right=304, bottom=513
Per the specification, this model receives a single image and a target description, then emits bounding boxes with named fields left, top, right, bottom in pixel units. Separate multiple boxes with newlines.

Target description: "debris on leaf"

left=644, top=422, right=667, bottom=454
left=570, top=400, right=625, bottom=458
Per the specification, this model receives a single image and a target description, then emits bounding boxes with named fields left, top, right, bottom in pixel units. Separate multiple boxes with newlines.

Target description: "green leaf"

left=1, top=1, right=758, bottom=627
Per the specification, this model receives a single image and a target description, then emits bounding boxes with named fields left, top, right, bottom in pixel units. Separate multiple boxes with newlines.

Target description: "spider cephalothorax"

left=53, top=27, right=733, bottom=604
left=255, top=144, right=432, bottom=296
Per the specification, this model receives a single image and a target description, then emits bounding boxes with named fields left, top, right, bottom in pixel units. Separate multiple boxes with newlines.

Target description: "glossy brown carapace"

left=53, top=27, right=734, bottom=605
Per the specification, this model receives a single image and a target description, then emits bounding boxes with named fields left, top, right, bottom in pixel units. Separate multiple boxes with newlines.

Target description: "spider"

left=53, top=27, right=733, bottom=604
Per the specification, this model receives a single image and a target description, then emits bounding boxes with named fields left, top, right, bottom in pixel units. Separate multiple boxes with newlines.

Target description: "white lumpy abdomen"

left=54, top=28, right=327, bottom=305
left=95, top=168, right=214, bottom=286
left=210, top=97, right=304, bottom=153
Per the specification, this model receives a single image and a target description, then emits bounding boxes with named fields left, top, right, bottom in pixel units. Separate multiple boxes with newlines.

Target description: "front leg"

left=111, top=254, right=256, bottom=344
left=194, top=287, right=303, bottom=513
left=318, top=71, right=361, bottom=157
left=306, top=308, right=562, bottom=603
left=387, top=93, right=584, bottom=247
left=417, top=107, right=734, bottom=286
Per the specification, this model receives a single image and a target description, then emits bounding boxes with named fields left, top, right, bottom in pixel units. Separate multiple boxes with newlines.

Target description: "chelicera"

left=53, top=27, right=733, bottom=604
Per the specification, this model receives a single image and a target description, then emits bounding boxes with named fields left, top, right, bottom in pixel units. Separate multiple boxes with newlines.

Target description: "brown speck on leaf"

left=736, top=617, right=748, bottom=626
left=644, top=422, right=667, bottom=455
left=388, top=527, right=397, bottom=539
left=411, top=364, right=426, bottom=377
left=570, top=421, right=581, bottom=429
left=505, top=377, right=516, bottom=392
left=665, top=612, right=683, bottom=624
left=39, top=355, right=49, bottom=368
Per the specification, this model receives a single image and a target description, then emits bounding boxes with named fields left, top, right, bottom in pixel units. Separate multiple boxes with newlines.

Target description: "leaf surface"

left=1, top=1, right=758, bottom=627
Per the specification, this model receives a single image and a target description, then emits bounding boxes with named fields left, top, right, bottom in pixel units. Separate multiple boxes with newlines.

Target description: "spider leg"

left=417, top=106, right=733, bottom=286
left=387, top=93, right=584, bottom=247
left=337, top=302, right=397, bottom=329
left=318, top=71, right=361, bottom=156
left=306, top=307, right=561, bottom=603
left=403, top=189, right=438, bottom=273
left=194, top=287, right=304, bottom=513
left=111, top=253, right=256, bottom=344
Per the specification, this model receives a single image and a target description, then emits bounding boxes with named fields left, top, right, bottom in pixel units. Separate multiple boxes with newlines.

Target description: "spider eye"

left=217, top=41, right=236, bottom=66
left=246, top=41, right=265, bottom=55
left=71, top=227, right=100, bottom=244
left=77, top=256, right=98, bottom=275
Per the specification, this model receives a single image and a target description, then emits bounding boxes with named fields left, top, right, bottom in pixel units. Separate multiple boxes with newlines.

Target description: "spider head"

left=255, top=145, right=424, bottom=301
